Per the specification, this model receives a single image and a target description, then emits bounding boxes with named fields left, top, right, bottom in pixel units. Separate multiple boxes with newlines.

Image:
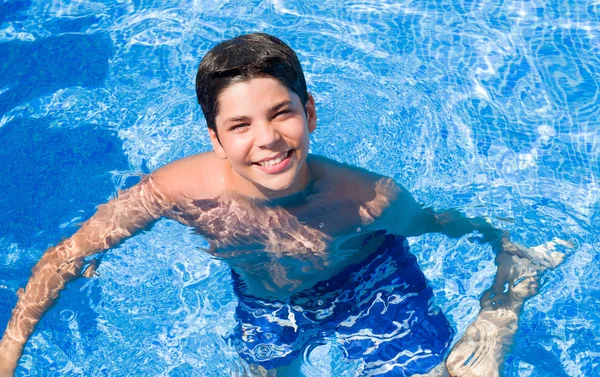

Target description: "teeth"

left=259, top=152, right=288, bottom=167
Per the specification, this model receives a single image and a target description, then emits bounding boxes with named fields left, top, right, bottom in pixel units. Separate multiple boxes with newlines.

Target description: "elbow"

left=31, top=244, right=86, bottom=283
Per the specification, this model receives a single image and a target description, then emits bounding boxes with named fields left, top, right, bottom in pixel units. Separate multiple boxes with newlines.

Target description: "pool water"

left=0, top=0, right=598, bottom=376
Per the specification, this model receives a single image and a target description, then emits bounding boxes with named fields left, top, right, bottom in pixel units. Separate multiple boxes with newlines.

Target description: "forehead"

left=215, top=77, right=299, bottom=118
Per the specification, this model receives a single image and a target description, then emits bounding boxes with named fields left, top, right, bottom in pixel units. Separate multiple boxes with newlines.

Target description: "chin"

left=257, top=176, right=299, bottom=196
left=261, top=182, right=295, bottom=195
left=243, top=162, right=307, bottom=197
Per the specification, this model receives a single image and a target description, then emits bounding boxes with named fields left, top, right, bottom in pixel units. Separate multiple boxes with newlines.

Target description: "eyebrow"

left=224, top=115, right=250, bottom=124
left=223, top=100, right=293, bottom=124
left=269, top=100, right=293, bottom=113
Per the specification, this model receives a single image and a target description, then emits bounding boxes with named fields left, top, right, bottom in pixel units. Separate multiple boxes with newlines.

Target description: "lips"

left=255, top=150, right=292, bottom=167
left=253, top=150, right=293, bottom=173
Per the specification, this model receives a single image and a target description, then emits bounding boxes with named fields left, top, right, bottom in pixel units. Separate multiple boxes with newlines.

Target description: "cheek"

left=225, top=139, right=253, bottom=165
left=298, top=127, right=311, bottom=148
left=288, top=121, right=310, bottom=146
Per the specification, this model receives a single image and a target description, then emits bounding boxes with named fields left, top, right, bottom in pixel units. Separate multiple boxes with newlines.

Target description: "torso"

left=154, top=153, right=403, bottom=299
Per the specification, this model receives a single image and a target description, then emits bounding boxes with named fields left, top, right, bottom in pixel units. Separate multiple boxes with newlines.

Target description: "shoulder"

left=307, top=154, right=402, bottom=210
left=307, top=154, right=407, bottom=224
left=307, top=155, right=426, bottom=231
left=307, top=154, right=392, bottom=193
left=150, top=151, right=226, bottom=203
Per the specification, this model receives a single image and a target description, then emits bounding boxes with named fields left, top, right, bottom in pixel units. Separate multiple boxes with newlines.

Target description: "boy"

left=0, top=33, right=565, bottom=376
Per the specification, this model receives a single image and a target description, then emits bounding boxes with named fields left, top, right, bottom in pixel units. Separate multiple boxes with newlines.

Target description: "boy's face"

left=209, top=77, right=316, bottom=198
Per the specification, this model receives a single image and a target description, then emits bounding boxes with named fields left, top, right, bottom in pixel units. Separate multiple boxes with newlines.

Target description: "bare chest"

left=170, top=195, right=371, bottom=252
left=163, top=190, right=394, bottom=298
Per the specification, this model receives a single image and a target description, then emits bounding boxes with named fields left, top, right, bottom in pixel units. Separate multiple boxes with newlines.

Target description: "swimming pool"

left=0, top=0, right=598, bottom=375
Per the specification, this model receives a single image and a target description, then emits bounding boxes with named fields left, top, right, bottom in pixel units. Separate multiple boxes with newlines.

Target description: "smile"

left=253, top=150, right=293, bottom=173
left=256, top=150, right=291, bottom=167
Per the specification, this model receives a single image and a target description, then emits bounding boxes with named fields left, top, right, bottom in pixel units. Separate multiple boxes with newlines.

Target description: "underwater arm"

left=398, top=195, right=507, bottom=248
left=403, top=197, right=564, bottom=268
left=384, top=180, right=535, bottom=260
left=0, top=176, right=170, bottom=375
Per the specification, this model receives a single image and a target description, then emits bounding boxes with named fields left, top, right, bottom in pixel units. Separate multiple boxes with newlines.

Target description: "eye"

left=230, top=123, right=249, bottom=132
left=273, top=109, right=291, bottom=118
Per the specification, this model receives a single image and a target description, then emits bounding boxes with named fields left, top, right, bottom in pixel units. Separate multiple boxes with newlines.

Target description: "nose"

left=254, top=120, right=280, bottom=148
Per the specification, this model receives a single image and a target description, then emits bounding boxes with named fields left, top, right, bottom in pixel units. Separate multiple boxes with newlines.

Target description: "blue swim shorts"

left=228, top=234, right=454, bottom=376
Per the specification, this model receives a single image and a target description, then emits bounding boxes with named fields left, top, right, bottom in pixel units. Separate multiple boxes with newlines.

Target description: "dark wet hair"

left=195, top=33, right=309, bottom=134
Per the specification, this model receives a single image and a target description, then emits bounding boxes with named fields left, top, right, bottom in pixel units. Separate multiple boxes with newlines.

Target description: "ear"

left=209, top=128, right=228, bottom=159
left=306, top=93, right=317, bottom=133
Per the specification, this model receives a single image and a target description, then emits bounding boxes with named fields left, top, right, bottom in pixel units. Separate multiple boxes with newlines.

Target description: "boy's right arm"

left=0, top=175, right=172, bottom=375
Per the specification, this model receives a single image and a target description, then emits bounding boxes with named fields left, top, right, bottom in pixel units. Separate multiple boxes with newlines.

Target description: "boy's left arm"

left=381, top=179, right=504, bottom=243
left=380, top=179, right=563, bottom=267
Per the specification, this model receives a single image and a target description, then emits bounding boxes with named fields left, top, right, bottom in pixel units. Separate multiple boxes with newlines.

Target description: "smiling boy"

left=0, top=33, right=565, bottom=376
